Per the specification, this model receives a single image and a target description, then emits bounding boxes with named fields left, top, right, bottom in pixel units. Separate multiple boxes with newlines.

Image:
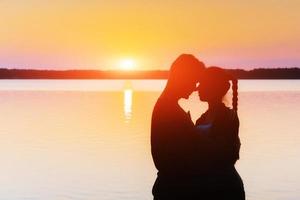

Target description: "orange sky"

left=0, top=1, right=300, bottom=70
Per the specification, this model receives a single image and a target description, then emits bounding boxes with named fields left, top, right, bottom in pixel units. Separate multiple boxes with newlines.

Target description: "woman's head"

left=198, top=67, right=238, bottom=111
left=166, top=54, right=205, bottom=99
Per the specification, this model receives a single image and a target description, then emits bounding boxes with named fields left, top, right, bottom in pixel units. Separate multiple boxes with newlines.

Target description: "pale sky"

left=0, top=0, right=299, bottom=70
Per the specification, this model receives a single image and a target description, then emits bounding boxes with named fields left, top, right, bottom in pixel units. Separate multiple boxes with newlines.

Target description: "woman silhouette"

left=195, top=67, right=245, bottom=200
left=151, top=54, right=210, bottom=199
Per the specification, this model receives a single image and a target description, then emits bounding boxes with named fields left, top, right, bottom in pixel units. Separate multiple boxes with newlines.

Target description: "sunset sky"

left=0, top=0, right=300, bottom=70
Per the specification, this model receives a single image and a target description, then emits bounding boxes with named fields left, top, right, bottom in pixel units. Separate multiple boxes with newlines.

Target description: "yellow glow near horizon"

left=0, top=1, right=300, bottom=69
left=120, top=59, right=136, bottom=70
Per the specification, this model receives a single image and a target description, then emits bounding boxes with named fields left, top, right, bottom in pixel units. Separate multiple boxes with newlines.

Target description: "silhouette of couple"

left=151, top=54, right=245, bottom=200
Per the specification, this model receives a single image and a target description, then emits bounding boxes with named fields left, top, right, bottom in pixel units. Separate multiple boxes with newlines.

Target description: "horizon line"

left=1, top=67, right=300, bottom=72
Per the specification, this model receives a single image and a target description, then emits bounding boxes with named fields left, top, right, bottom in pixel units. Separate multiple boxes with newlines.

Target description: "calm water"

left=0, top=80, right=299, bottom=200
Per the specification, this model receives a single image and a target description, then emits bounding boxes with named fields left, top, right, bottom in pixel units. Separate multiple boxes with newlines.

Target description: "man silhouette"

left=151, top=54, right=208, bottom=199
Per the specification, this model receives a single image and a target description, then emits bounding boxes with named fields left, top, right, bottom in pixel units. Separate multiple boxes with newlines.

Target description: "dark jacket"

left=196, top=104, right=241, bottom=167
left=195, top=104, right=245, bottom=198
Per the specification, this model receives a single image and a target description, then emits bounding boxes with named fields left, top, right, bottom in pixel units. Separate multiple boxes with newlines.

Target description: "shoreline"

left=0, top=68, right=300, bottom=79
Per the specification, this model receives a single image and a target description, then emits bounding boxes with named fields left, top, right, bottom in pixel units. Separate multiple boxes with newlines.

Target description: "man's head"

left=167, top=54, right=205, bottom=99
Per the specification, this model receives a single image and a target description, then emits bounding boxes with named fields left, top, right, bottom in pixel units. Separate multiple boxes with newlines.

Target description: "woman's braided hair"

left=231, top=78, right=238, bottom=112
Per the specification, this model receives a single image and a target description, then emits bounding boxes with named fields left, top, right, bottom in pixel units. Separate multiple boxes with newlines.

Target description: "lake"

left=0, top=80, right=299, bottom=200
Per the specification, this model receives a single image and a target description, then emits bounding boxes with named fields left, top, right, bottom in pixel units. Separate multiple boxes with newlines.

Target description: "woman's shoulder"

left=223, top=105, right=238, bottom=117
left=219, top=105, right=239, bottom=122
left=217, top=106, right=239, bottom=131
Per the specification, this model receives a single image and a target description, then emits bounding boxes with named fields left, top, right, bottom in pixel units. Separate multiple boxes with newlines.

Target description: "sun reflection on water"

left=123, top=81, right=133, bottom=122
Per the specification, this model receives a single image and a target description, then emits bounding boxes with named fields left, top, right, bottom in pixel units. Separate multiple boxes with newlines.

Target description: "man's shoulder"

left=152, top=97, right=193, bottom=125
left=152, top=98, right=175, bottom=123
left=153, top=97, right=178, bottom=114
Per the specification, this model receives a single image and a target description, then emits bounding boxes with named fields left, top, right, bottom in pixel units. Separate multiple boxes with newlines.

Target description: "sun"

left=120, top=59, right=136, bottom=70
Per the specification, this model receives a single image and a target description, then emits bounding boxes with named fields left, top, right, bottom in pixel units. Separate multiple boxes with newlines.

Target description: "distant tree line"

left=0, top=68, right=299, bottom=79
left=226, top=68, right=300, bottom=79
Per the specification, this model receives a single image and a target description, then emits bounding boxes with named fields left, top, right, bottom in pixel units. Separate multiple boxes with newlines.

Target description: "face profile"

left=180, top=77, right=199, bottom=99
